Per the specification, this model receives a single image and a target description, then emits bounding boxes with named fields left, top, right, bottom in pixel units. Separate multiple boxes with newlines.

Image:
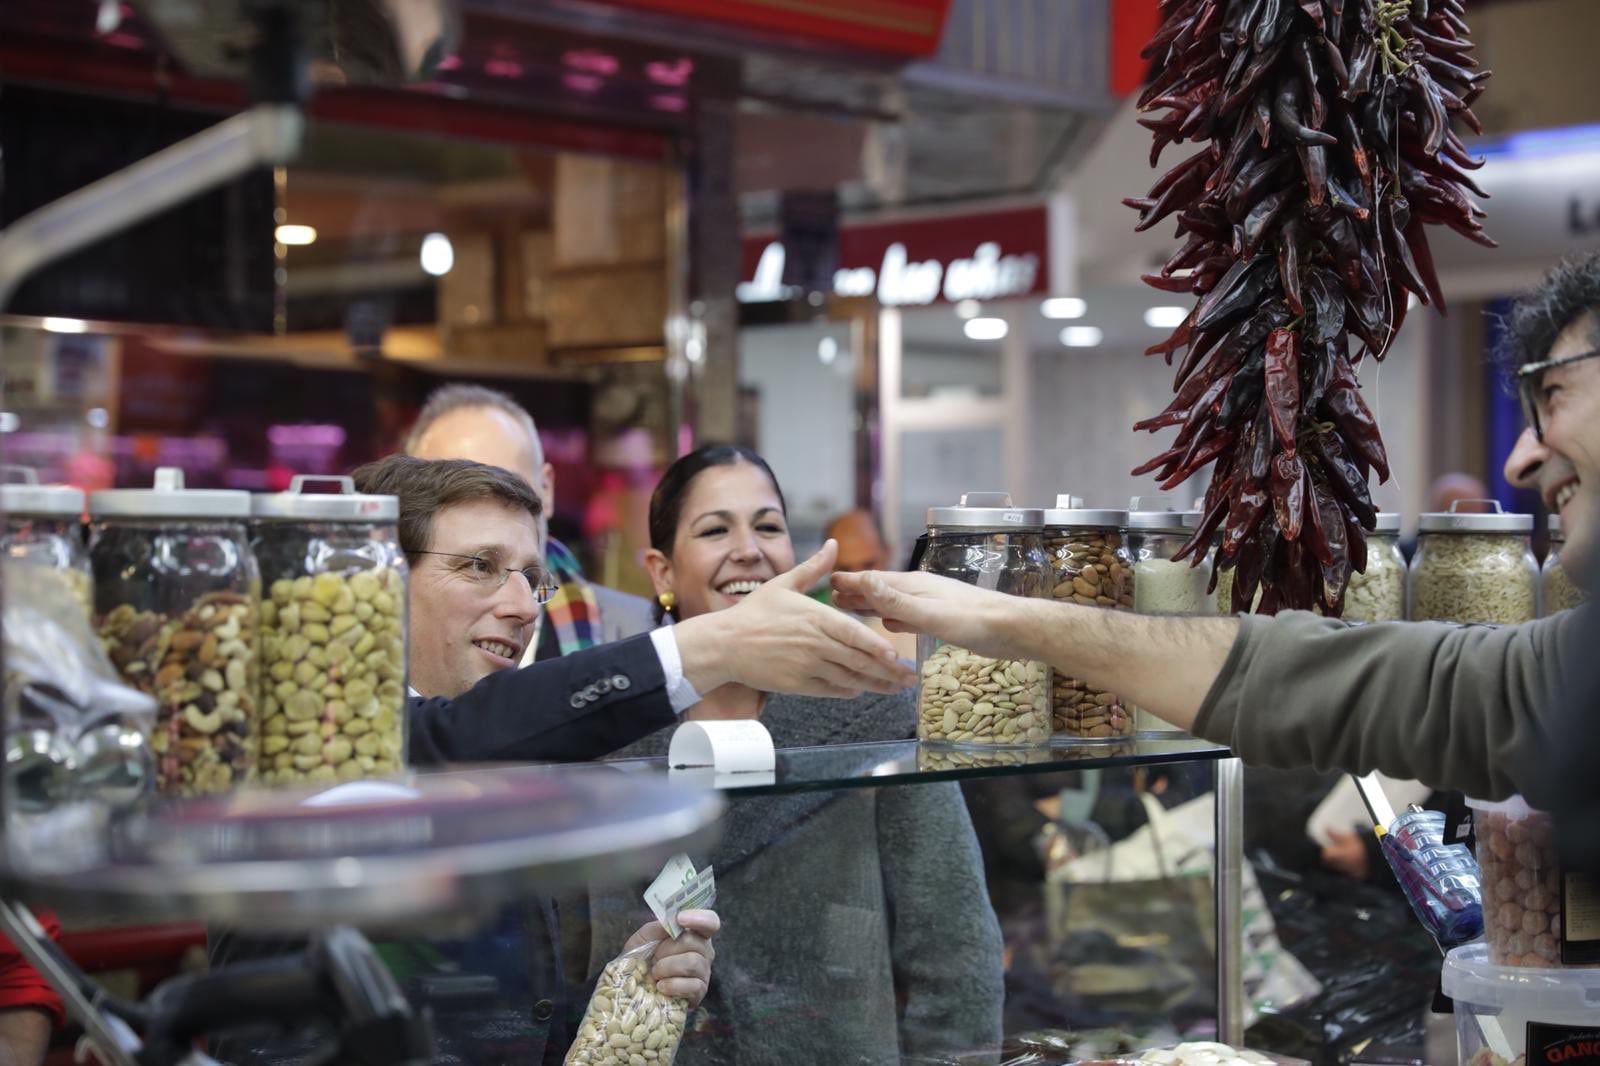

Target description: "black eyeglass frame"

left=412, top=550, right=559, bottom=604
left=1515, top=347, right=1600, bottom=441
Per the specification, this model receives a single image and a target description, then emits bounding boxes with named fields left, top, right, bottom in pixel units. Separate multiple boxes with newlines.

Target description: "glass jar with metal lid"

left=1409, top=501, right=1536, bottom=625
left=916, top=492, right=1052, bottom=748
left=1541, top=515, right=1587, bottom=616
left=251, top=476, right=409, bottom=785
left=89, top=467, right=260, bottom=797
left=1042, top=496, right=1134, bottom=740
left=2, top=466, right=90, bottom=617
left=1128, top=497, right=1212, bottom=731
left=1342, top=513, right=1407, bottom=622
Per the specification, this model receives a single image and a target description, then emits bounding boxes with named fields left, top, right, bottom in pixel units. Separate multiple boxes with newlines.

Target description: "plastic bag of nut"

left=564, top=940, right=691, bottom=1066
left=1470, top=795, right=1600, bottom=967
left=1043, top=502, right=1134, bottom=741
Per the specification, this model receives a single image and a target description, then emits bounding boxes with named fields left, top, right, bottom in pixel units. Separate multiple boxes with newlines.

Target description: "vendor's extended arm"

left=833, top=571, right=1584, bottom=801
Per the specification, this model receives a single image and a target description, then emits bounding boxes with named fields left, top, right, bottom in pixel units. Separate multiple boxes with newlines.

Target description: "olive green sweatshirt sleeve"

left=1192, top=607, right=1587, bottom=803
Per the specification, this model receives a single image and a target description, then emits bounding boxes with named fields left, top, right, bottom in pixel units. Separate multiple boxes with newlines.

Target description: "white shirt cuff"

left=649, top=626, right=702, bottom=715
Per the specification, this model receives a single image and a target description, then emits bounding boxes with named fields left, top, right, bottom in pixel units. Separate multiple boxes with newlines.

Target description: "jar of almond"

left=90, top=468, right=260, bottom=797
left=251, top=477, right=409, bottom=786
left=1042, top=498, right=1133, bottom=741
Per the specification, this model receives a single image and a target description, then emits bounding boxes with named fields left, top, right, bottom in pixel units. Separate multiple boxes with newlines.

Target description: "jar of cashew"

left=2, top=467, right=91, bottom=618
left=916, top=493, right=1051, bottom=749
left=1410, top=502, right=1537, bottom=625
left=251, top=476, right=408, bottom=786
left=1541, top=515, right=1588, bottom=616
left=1042, top=498, right=1133, bottom=741
left=89, top=468, right=260, bottom=797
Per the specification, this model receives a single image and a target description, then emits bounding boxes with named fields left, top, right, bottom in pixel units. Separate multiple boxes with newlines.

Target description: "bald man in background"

left=405, top=385, right=655, bottom=663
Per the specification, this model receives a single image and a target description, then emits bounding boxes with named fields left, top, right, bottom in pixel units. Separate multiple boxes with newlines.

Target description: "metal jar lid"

left=89, top=467, right=250, bottom=520
left=1041, top=494, right=1128, bottom=529
left=1125, top=495, right=1203, bottom=534
left=1371, top=512, right=1402, bottom=534
left=1, top=466, right=85, bottom=518
left=252, top=475, right=399, bottom=523
left=927, top=492, right=1044, bottom=531
left=1417, top=500, right=1532, bottom=534
left=1550, top=515, right=1564, bottom=540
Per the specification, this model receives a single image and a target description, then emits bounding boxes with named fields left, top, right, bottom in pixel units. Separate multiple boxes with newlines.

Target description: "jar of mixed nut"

left=89, top=468, right=259, bottom=797
left=1042, top=497, right=1133, bottom=741
left=1541, top=516, right=1588, bottom=616
left=1409, top=502, right=1536, bottom=625
left=251, top=476, right=408, bottom=786
left=916, top=493, right=1051, bottom=748
left=1343, top=513, right=1407, bottom=623
left=2, top=467, right=91, bottom=617
left=1128, top=499, right=1213, bottom=732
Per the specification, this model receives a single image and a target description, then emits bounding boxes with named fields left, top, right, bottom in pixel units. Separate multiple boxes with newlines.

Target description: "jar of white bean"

left=916, top=493, right=1052, bottom=748
left=1342, top=513, right=1407, bottom=622
left=1541, top=515, right=1587, bottom=616
left=1409, top=502, right=1536, bottom=625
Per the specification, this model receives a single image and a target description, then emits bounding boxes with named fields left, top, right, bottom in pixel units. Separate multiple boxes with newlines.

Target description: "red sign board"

left=601, top=0, right=953, bottom=59
left=739, top=205, right=1050, bottom=306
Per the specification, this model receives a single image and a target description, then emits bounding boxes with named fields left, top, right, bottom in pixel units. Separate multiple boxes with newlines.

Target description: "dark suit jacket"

left=407, top=633, right=679, bottom=765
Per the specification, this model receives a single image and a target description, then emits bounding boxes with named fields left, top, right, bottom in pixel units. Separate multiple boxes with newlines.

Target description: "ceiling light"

left=42, top=317, right=88, bottom=334
left=1061, top=326, right=1104, bottom=348
left=818, top=337, right=839, bottom=365
left=86, top=407, right=110, bottom=429
left=1041, top=297, right=1087, bottom=319
left=420, top=233, right=454, bottom=277
left=0, top=413, right=17, bottom=433
left=963, top=317, right=1008, bottom=341
left=1143, top=306, right=1189, bottom=329
left=275, top=224, right=317, bottom=246
left=954, top=299, right=982, bottom=319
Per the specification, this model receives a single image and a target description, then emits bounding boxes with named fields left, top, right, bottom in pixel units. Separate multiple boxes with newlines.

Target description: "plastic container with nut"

left=89, top=468, right=260, bottom=797
left=1128, top=498, right=1213, bottom=732
left=251, top=476, right=409, bottom=786
left=1469, top=794, right=1600, bottom=969
left=1042, top=497, right=1133, bottom=741
left=1541, top=515, right=1588, bottom=616
left=1341, top=513, right=1407, bottom=622
left=916, top=492, right=1052, bottom=749
left=1409, top=502, right=1537, bottom=625
left=2, top=466, right=91, bottom=618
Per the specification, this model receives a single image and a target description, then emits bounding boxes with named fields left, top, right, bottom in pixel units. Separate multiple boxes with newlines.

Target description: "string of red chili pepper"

left=1128, top=0, right=1493, bottom=615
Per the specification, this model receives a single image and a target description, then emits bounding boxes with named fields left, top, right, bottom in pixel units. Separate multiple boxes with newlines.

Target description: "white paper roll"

left=667, top=719, right=776, bottom=774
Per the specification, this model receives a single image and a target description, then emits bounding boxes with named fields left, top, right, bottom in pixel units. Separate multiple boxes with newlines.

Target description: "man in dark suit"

left=350, top=455, right=914, bottom=766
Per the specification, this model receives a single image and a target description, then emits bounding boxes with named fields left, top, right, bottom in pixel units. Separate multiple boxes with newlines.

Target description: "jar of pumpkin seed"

left=1410, top=501, right=1536, bottom=625
left=251, top=476, right=408, bottom=785
left=1541, top=515, right=1587, bottom=616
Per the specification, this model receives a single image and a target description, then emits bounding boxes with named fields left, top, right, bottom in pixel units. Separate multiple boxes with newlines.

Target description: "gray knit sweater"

left=584, top=690, right=1005, bottom=1065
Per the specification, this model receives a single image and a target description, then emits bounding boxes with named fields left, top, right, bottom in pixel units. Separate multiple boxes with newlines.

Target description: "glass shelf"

left=545, top=732, right=1233, bottom=797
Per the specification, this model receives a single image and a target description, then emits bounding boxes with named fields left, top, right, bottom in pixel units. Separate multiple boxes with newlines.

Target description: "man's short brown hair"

left=351, top=455, right=541, bottom=559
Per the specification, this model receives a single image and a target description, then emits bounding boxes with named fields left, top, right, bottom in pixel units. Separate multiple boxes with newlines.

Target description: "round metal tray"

left=0, top=765, right=722, bottom=931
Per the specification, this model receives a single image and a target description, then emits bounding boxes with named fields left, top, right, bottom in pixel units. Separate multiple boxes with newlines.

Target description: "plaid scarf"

left=540, top=536, right=602, bottom=656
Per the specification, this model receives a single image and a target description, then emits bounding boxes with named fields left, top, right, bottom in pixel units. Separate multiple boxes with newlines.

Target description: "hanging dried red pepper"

left=1129, top=0, right=1493, bottom=614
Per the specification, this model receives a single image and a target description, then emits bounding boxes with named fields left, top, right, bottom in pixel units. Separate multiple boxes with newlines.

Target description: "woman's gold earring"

left=658, top=590, right=676, bottom=614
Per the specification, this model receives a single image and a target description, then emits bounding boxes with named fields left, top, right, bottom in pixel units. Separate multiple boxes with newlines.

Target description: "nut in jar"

left=917, top=644, right=1050, bottom=747
left=1043, top=503, right=1134, bottom=740
left=101, top=591, right=260, bottom=796
left=259, top=568, right=407, bottom=785
left=1472, top=797, right=1600, bottom=968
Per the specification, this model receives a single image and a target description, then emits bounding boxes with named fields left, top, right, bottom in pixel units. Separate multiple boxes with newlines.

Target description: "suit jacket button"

left=532, top=998, right=555, bottom=1022
left=613, top=674, right=631, bottom=691
left=570, top=693, right=586, bottom=709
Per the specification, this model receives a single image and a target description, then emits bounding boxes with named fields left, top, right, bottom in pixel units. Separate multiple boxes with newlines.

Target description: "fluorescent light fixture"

left=1143, top=305, right=1189, bottom=329
left=0, top=413, right=17, bottom=433
left=275, top=224, right=317, bottom=246
left=818, top=336, right=839, bottom=365
left=1061, top=326, right=1104, bottom=348
left=1041, top=297, right=1087, bottom=319
left=86, top=407, right=110, bottom=429
left=954, top=299, right=982, bottom=319
left=420, top=232, right=454, bottom=277
left=963, top=317, right=1008, bottom=341
left=42, top=317, right=88, bottom=334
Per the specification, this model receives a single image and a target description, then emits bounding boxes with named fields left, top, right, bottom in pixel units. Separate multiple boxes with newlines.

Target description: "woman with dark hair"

left=581, top=444, right=1005, bottom=1064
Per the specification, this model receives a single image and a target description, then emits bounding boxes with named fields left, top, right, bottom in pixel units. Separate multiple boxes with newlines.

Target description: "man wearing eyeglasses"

left=350, top=455, right=914, bottom=764
left=835, top=254, right=1599, bottom=809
